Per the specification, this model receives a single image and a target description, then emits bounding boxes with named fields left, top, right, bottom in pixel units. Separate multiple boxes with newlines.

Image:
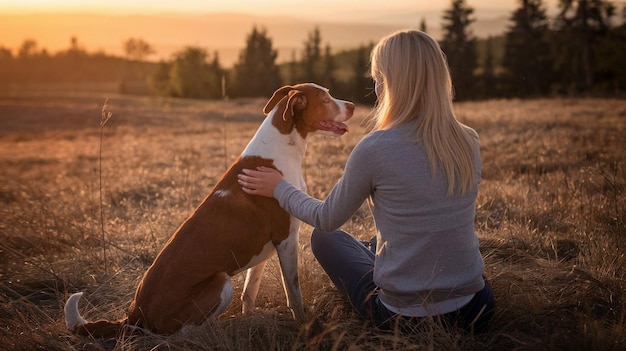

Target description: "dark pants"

left=310, top=228, right=495, bottom=333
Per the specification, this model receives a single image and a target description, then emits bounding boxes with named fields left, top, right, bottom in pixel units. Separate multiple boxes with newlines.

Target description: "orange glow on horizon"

left=0, top=0, right=560, bottom=67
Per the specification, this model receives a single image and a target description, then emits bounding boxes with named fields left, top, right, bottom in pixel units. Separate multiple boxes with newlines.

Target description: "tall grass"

left=99, top=99, right=113, bottom=274
left=0, top=95, right=624, bottom=350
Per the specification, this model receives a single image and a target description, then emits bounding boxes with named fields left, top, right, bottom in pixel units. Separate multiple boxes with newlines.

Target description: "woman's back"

left=353, top=122, right=484, bottom=309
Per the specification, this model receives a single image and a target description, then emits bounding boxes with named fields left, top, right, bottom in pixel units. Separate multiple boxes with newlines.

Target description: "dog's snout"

left=345, top=102, right=355, bottom=115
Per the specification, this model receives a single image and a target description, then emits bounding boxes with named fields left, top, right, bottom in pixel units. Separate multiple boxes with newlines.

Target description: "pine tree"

left=302, top=27, right=322, bottom=83
left=440, top=0, right=478, bottom=100
left=502, top=0, right=553, bottom=97
left=321, top=44, right=337, bottom=91
left=419, top=18, right=428, bottom=33
left=595, top=5, right=626, bottom=92
left=232, top=26, right=282, bottom=98
left=353, top=44, right=376, bottom=105
left=288, top=50, right=299, bottom=84
left=554, top=0, right=616, bottom=93
left=480, top=37, right=498, bottom=99
left=209, top=51, right=224, bottom=99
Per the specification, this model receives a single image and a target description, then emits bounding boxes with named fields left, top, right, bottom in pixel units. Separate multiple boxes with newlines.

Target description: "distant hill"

left=0, top=12, right=510, bottom=67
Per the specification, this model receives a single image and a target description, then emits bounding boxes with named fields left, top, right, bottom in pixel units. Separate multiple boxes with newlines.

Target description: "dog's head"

left=263, top=83, right=355, bottom=138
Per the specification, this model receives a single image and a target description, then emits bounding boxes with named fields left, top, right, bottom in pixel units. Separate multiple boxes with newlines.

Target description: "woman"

left=237, top=29, right=494, bottom=333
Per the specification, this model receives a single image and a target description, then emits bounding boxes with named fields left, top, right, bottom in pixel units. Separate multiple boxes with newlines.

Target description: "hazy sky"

left=0, top=0, right=559, bottom=20
left=0, top=0, right=563, bottom=65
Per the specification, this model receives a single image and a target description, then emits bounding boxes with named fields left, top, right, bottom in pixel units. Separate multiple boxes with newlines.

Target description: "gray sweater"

left=274, top=122, right=485, bottom=309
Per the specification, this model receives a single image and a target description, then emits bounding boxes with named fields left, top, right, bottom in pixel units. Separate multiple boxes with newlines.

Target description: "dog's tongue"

left=318, top=120, right=349, bottom=135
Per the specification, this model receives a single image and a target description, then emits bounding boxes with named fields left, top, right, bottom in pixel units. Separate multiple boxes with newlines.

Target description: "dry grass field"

left=0, top=91, right=624, bottom=350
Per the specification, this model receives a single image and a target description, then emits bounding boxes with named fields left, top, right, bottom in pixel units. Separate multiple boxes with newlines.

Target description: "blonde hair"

left=370, top=29, right=478, bottom=196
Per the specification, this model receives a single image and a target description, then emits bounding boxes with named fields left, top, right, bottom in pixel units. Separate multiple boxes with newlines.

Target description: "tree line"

left=0, top=0, right=624, bottom=102
left=440, top=0, right=625, bottom=99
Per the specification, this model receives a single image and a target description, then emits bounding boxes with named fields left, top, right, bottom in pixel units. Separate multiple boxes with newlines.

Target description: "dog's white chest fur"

left=241, top=114, right=307, bottom=191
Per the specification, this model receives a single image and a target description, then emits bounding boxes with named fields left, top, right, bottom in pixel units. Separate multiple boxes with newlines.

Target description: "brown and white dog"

left=64, top=83, right=354, bottom=337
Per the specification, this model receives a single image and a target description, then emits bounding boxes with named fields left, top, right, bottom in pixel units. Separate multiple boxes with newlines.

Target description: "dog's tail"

left=64, top=292, right=127, bottom=338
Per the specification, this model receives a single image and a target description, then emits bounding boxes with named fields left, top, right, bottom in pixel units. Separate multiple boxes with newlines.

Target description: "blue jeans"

left=310, top=228, right=495, bottom=333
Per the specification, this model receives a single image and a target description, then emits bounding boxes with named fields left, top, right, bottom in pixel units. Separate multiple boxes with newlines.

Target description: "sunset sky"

left=0, top=0, right=561, bottom=66
left=0, top=0, right=558, bottom=19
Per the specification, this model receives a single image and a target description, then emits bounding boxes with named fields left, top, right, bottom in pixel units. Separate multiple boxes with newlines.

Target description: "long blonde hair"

left=370, top=29, right=478, bottom=196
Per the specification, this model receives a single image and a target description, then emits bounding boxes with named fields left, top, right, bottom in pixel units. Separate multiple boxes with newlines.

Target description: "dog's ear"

left=282, top=91, right=307, bottom=121
left=263, top=85, right=295, bottom=115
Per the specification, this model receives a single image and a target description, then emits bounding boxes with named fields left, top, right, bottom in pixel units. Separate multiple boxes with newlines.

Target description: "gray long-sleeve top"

left=274, top=122, right=485, bottom=309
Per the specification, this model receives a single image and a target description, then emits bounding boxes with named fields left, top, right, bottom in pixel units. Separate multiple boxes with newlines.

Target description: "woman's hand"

left=238, top=166, right=284, bottom=198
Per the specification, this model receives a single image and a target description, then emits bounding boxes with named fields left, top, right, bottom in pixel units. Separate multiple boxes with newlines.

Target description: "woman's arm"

left=238, top=139, right=376, bottom=232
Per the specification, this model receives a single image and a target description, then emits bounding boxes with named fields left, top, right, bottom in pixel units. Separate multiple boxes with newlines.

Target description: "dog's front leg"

left=241, top=260, right=267, bottom=314
left=275, top=231, right=305, bottom=321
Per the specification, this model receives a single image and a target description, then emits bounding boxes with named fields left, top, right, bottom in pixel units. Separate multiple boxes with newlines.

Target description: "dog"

left=64, top=83, right=355, bottom=337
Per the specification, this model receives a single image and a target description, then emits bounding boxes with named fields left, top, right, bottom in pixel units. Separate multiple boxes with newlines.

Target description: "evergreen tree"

left=502, top=0, right=553, bottom=97
left=321, top=44, right=337, bottom=91
left=210, top=51, right=225, bottom=97
left=595, top=5, right=626, bottom=92
left=419, top=18, right=428, bottom=33
left=353, top=44, right=376, bottom=105
left=302, top=27, right=322, bottom=83
left=440, top=0, right=478, bottom=100
left=232, top=26, right=281, bottom=98
left=554, top=0, right=616, bottom=93
left=480, top=36, right=498, bottom=99
left=288, top=50, right=299, bottom=84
